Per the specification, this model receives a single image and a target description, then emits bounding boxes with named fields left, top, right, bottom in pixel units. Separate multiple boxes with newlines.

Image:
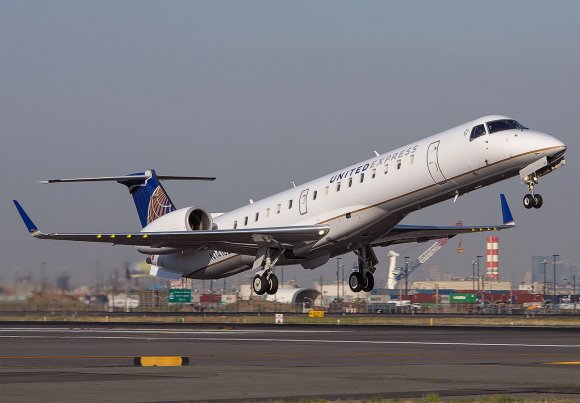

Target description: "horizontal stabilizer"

left=39, top=174, right=215, bottom=184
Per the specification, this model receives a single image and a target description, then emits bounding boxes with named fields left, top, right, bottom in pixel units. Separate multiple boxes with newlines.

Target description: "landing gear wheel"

left=349, top=272, right=364, bottom=292
left=523, top=194, right=534, bottom=209
left=252, top=274, right=267, bottom=295
left=362, top=272, right=375, bottom=292
left=266, top=274, right=279, bottom=295
left=533, top=194, right=543, bottom=209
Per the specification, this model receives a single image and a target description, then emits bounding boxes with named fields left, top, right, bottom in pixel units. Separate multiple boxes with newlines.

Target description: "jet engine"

left=135, top=207, right=213, bottom=255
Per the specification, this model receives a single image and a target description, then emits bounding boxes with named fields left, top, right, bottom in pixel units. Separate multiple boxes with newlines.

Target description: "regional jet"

left=14, top=115, right=566, bottom=295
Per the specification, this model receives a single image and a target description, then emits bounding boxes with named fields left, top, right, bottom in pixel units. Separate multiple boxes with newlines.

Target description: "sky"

left=1, top=1, right=579, bottom=289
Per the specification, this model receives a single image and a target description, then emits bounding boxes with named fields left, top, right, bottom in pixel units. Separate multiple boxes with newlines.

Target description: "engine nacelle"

left=135, top=207, right=213, bottom=255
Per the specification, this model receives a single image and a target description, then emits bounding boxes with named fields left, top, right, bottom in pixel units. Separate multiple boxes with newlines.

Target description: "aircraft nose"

left=532, top=132, right=566, bottom=157
left=545, top=134, right=567, bottom=156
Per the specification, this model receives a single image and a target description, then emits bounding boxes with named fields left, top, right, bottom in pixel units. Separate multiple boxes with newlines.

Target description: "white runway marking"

left=0, top=333, right=579, bottom=348
left=0, top=328, right=346, bottom=335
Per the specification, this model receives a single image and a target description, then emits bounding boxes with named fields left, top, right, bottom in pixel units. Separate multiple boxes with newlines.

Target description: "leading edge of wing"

left=13, top=200, right=330, bottom=249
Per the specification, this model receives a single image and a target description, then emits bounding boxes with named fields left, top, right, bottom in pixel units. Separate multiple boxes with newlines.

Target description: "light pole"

left=542, top=259, right=547, bottom=296
left=341, top=264, right=345, bottom=298
left=472, top=260, right=476, bottom=291
left=476, top=255, right=482, bottom=298
left=404, top=257, right=410, bottom=298
left=553, top=254, right=559, bottom=299
left=573, top=274, right=577, bottom=310
left=336, top=257, right=341, bottom=308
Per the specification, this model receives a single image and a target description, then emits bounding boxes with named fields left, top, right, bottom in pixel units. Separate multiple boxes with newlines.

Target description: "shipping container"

left=411, top=294, right=437, bottom=304
left=200, top=294, right=222, bottom=303
left=513, top=294, right=543, bottom=304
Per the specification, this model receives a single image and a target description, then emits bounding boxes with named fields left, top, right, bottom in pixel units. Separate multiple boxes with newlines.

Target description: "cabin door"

left=299, top=189, right=309, bottom=215
left=427, top=141, right=447, bottom=184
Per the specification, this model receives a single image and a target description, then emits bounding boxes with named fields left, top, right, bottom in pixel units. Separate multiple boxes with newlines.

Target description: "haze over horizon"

left=2, top=1, right=579, bottom=289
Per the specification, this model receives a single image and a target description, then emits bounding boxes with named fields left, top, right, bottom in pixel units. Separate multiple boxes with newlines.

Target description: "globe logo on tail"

left=147, top=186, right=174, bottom=224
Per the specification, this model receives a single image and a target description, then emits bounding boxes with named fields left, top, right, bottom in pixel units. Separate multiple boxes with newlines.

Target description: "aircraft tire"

left=266, top=274, right=279, bottom=295
left=349, top=272, right=363, bottom=293
left=253, top=274, right=267, bottom=295
left=362, top=272, right=374, bottom=292
left=533, top=194, right=543, bottom=209
left=523, top=194, right=534, bottom=209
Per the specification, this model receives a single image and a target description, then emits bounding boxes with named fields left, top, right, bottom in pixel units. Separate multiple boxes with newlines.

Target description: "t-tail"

left=39, top=170, right=215, bottom=227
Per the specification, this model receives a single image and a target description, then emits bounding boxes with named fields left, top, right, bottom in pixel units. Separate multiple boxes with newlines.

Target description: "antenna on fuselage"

left=290, top=181, right=296, bottom=188
left=373, top=151, right=380, bottom=157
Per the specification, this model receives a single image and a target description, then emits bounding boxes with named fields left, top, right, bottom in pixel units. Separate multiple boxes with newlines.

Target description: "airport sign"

left=449, top=293, right=477, bottom=303
left=168, top=288, right=192, bottom=304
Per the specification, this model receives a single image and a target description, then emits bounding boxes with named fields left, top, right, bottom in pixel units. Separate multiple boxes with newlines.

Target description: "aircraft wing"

left=371, top=223, right=513, bottom=247
left=371, top=193, right=516, bottom=247
left=13, top=201, right=329, bottom=255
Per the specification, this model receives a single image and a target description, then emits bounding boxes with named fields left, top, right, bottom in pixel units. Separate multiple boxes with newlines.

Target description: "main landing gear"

left=252, top=247, right=283, bottom=296
left=522, top=175, right=543, bottom=209
left=349, top=245, right=378, bottom=293
left=252, top=272, right=279, bottom=295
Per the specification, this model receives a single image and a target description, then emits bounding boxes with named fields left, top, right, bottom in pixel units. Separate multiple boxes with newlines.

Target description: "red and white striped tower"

left=486, top=236, right=499, bottom=280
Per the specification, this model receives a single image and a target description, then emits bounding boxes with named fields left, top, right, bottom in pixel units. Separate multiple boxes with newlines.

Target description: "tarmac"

left=0, top=322, right=579, bottom=402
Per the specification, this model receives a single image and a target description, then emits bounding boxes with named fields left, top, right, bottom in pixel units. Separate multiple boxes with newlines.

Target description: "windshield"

left=487, top=119, right=528, bottom=134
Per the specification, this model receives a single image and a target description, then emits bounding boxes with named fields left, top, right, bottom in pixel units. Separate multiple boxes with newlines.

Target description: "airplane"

left=14, top=115, right=566, bottom=295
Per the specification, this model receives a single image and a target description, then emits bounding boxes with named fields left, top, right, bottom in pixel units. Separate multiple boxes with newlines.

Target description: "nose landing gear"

left=522, top=176, right=543, bottom=209
left=523, top=193, right=543, bottom=209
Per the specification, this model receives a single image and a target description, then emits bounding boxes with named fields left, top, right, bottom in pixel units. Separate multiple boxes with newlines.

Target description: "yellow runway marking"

left=546, top=361, right=580, bottom=365
left=136, top=356, right=188, bottom=366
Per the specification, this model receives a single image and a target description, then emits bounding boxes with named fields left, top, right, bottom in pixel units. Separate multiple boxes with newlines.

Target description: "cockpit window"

left=487, top=119, right=528, bottom=134
left=470, top=124, right=486, bottom=141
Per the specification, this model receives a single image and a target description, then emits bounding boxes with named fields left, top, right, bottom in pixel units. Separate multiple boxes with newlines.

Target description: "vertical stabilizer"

left=118, top=170, right=176, bottom=227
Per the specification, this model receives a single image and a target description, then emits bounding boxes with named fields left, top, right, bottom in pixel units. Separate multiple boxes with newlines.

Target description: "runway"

left=0, top=323, right=579, bottom=402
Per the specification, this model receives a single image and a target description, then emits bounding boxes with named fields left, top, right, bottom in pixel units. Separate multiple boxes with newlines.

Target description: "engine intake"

left=188, top=208, right=213, bottom=231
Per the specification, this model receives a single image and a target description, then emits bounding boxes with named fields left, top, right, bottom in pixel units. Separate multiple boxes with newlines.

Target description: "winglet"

left=500, top=194, right=515, bottom=226
left=13, top=200, right=40, bottom=235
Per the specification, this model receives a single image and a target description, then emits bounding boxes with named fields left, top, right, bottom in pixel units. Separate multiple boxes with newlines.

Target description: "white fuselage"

left=153, top=115, right=566, bottom=279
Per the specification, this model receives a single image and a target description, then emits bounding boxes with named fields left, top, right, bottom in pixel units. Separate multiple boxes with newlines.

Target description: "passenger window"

left=410, top=155, right=414, bottom=165
left=384, top=164, right=389, bottom=174
left=396, top=160, right=401, bottom=170
left=233, top=220, right=238, bottom=229
left=244, top=216, right=248, bottom=226
left=255, top=212, right=259, bottom=222
left=360, top=173, right=364, bottom=183
left=470, top=124, right=486, bottom=141
left=371, top=168, right=376, bottom=179
left=336, top=182, right=341, bottom=192
left=288, top=200, right=293, bottom=209
left=348, top=177, right=353, bottom=187
left=312, top=190, right=317, bottom=200
left=276, top=204, right=281, bottom=214
left=266, top=208, right=270, bottom=218
left=324, top=186, right=329, bottom=195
